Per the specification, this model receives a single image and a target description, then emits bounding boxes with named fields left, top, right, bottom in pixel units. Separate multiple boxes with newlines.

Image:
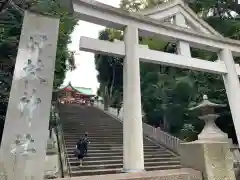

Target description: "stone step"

left=64, top=140, right=125, bottom=143
left=70, top=165, right=181, bottom=177
left=63, top=138, right=124, bottom=141
left=65, top=140, right=153, bottom=146
left=63, top=123, right=120, bottom=124
left=63, top=124, right=121, bottom=126
left=67, top=150, right=173, bottom=156
left=64, top=139, right=124, bottom=141
left=70, top=161, right=180, bottom=171
left=64, top=138, right=151, bottom=142
left=59, top=105, right=181, bottom=177
left=66, top=148, right=168, bottom=153
left=63, top=127, right=122, bottom=130
left=64, top=134, right=123, bottom=137
left=63, top=132, right=123, bottom=135
left=66, top=152, right=175, bottom=159
left=62, top=125, right=123, bottom=131
left=65, top=145, right=160, bottom=150
left=65, top=143, right=124, bottom=147
left=64, top=143, right=157, bottom=148
left=62, top=124, right=121, bottom=126
left=63, top=135, right=123, bottom=138
left=67, top=156, right=178, bottom=162
left=63, top=134, right=122, bottom=137
left=68, top=157, right=180, bottom=166
left=63, top=130, right=122, bottom=132
left=66, top=146, right=164, bottom=151
left=63, top=125, right=123, bottom=131
left=65, top=127, right=119, bottom=129
left=64, top=143, right=125, bottom=147
left=64, top=135, right=123, bottom=137
left=64, top=139, right=152, bottom=143
left=63, top=133, right=123, bottom=136
left=64, top=137, right=123, bottom=139
left=63, top=131, right=123, bottom=133
left=64, top=142, right=154, bottom=146
left=63, top=122, right=119, bottom=124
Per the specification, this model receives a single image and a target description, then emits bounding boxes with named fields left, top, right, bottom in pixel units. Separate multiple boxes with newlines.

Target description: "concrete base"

left=44, top=154, right=59, bottom=179
left=121, top=168, right=146, bottom=173
left=44, top=133, right=59, bottom=179
left=56, top=168, right=202, bottom=180
left=179, top=140, right=236, bottom=180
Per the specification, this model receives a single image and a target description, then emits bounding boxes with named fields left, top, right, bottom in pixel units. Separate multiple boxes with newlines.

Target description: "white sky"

left=63, top=0, right=120, bottom=94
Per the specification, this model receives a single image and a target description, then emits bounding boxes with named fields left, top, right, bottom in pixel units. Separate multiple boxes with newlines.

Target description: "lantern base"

left=198, top=114, right=228, bottom=142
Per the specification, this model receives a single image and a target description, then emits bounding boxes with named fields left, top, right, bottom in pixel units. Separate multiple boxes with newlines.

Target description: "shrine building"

left=57, top=83, right=95, bottom=104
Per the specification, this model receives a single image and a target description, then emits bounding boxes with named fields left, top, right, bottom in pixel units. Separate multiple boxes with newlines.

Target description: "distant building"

left=57, top=83, right=95, bottom=104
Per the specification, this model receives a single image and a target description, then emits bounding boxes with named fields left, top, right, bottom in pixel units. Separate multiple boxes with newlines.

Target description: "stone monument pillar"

left=179, top=95, right=236, bottom=180
left=0, top=11, right=59, bottom=180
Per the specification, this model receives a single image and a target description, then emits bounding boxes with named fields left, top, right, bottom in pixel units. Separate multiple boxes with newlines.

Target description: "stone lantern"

left=189, top=94, right=228, bottom=142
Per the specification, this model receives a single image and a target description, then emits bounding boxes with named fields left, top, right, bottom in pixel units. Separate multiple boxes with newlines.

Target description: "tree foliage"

left=95, top=29, right=123, bottom=110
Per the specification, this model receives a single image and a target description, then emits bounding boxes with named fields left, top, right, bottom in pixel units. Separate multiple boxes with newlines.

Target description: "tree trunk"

left=163, top=114, right=169, bottom=131
left=49, top=128, right=53, bottom=138
left=109, top=64, right=116, bottom=99
left=117, top=107, right=120, bottom=117
left=103, top=95, right=109, bottom=111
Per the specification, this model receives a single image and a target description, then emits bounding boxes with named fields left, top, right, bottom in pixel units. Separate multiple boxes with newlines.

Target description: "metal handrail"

left=54, top=124, right=64, bottom=178
left=58, top=120, right=71, bottom=177
left=53, top=104, right=71, bottom=177
left=50, top=105, right=64, bottom=178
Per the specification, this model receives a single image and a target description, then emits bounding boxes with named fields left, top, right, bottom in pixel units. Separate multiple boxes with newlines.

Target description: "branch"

left=0, top=0, right=9, bottom=12
left=109, top=63, right=116, bottom=100
left=228, top=0, right=240, bottom=14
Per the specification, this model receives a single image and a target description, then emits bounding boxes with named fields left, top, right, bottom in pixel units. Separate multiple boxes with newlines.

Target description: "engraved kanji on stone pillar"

left=0, top=11, right=59, bottom=180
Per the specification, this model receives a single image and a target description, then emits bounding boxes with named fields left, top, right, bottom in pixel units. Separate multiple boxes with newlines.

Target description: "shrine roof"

left=58, top=83, right=94, bottom=96
left=74, top=87, right=94, bottom=96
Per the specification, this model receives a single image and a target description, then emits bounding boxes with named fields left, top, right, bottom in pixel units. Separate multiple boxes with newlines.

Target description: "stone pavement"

left=56, top=168, right=202, bottom=180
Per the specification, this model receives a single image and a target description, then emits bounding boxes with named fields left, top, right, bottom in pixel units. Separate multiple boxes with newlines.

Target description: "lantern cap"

left=189, top=95, right=226, bottom=111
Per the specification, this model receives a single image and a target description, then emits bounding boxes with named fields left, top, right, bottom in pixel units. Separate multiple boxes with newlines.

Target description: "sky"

left=63, top=0, right=120, bottom=94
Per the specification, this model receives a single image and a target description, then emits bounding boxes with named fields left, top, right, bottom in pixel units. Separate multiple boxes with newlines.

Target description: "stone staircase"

left=59, top=104, right=181, bottom=177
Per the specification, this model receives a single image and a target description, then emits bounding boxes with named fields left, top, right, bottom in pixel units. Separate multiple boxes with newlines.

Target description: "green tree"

left=95, top=29, right=123, bottom=110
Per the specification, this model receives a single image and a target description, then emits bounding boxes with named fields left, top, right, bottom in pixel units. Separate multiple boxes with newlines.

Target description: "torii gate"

left=74, top=0, right=240, bottom=172
left=1, top=0, right=240, bottom=179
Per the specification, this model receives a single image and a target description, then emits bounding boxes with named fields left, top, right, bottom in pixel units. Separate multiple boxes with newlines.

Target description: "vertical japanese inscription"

left=10, top=34, right=48, bottom=180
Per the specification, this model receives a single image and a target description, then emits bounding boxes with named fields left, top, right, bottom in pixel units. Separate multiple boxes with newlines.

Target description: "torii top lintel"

left=140, top=0, right=222, bottom=37
left=72, top=0, right=240, bottom=57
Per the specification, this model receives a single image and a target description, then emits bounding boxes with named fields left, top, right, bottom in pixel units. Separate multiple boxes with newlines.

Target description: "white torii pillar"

left=123, top=25, right=145, bottom=172
left=173, top=13, right=191, bottom=56
left=218, top=49, right=240, bottom=145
